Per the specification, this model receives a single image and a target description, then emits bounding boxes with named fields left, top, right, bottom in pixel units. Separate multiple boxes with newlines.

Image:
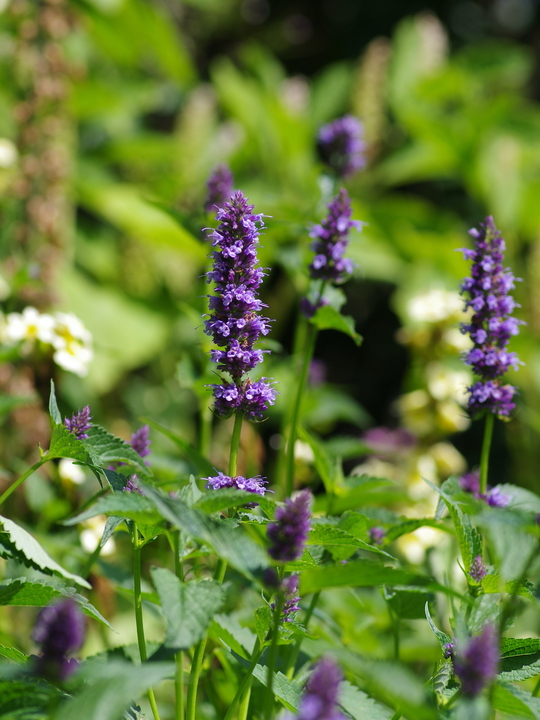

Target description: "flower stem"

left=173, top=532, right=185, bottom=720
left=228, top=411, right=244, bottom=477
left=223, top=639, right=262, bottom=720
left=264, top=590, right=284, bottom=720
left=479, top=412, right=495, bottom=496
left=285, top=323, right=318, bottom=498
left=0, top=457, right=48, bottom=508
left=132, top=525, right=161, bottom=720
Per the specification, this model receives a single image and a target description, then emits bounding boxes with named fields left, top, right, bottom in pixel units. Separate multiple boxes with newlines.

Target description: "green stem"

left=0, top=457, right=48, bottom=508
left=265, top=594, right=284, bottom=720
left=199, top=402, right=212, bottom=459
left=132, top=525, right=161, bottom=720
left=479, top=412, right=495, bottom=496
left=223, top=639, right=262, bottom=720
left=173, top=532, right=184, bottom=720
left=286, top=591, right=320, bottom=678
left=285, top=323, right=318, bottom=497
left=228, top=411, right=244, bottom=477
left=186, top=637, right=207, bottom=720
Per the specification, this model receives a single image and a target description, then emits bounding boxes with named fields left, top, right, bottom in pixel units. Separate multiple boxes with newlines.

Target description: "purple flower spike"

left=205, top=471, right=269, bottom=506
left=308, top=189, right=362, bottom=285
left=205, top=191, right=276, bottom=420
left=459, top=216, right=523, bottom=418
left=204, top=163, right=234, bottom=213
left=131, top=425, right=151, bottom=459
left=32, top=599, right=85, bottom=681
left=469, top=555, right=487, bottom=582
left=272, top=574, right=301, bottom=623
left=453, top=624, right=499, bottom=697
left=297, top=657, right=346, bottom=720
left=459, top=470, right=510, bottom=508
left=369, top=527, right=386, bottom=545
left=317, top=115, right=366, bottom=178
left=64, top=406, right=92, bottom=440
left=267, top=489, right=312, bottom=562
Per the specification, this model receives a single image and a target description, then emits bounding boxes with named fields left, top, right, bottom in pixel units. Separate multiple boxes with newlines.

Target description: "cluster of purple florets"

left=64, top=406, right=92, bottom=440
left=459, top=471, right=510, bottom=508
left=459, top=216, right=522, bottom=417
left=267, top=489, right=312, bottom=562
left=32, top=599, right=85, bottom=682
left=205, top=471, right=268, bottom=501
left=204, top=163, right=234, bottom=213
left=270, top=574, right=301, bottom=623
left=317, top=115, right=365, bottom=178
left=123, top=425, right=150, bottom=495
left=205, top=191, right=276, bottom=420
left=469, top=554, right=487, bottom=582
left=286, top=657, right=345, bottom=720
left=453, top=624, right=499, bottom=697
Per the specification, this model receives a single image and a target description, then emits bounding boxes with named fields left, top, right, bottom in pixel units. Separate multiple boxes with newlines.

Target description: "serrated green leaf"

left=0, top=516, right=90, bottom=588
left=254, top=605, right=272, bottom=645
left=53, top=661, right=174, bottom=720
left=0, top=578, right=112, bottom=629
left=499, top=638, right=540, bottom=682
left=310, top=305, right=362, bottom=345
left=384, top=586, right=434, bottom=619
left=195, top=489, right=272, bottom=514
left=209, top=614, right=256, bottom=657
left=0, top=645, right=28, bottom=665
left=47, top=424, right=92, bottom=464
left=468, top=594, right=503, bottom=636
left=48, top=380, right=62, bottom=425
left=0, top=679, right=62, bottom=719
left=82, top=425, right=151, bottom=477
left=63, top=493, right=161, bottom=527
left=482, top=574, right=534, bottom=597
left=477, top=508, right=537, bottom=582
left=425, top=603, right=453, bottom=648
left=432, top=661, right=454, bottom=701
left=308, top=524, right=393, bottom=559
left=144, top=487, right=269, bottom=578
left=232, top=651, right=301, bottom=711
left=339, top=681, right=392, bottom=720
left=151, top=568, right=225, bottom=650
left=100, top=516, right=126, bottom=548
left=493, top=683, right=539, bottom=719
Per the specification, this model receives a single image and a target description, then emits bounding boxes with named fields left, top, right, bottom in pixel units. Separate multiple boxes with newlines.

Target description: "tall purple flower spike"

left=32, top=599, right=85, bottom=681
left=317, top=115, right=366, bottom=178
left=64, top=406, right=92, bottom=440
left=459, top=216, right=523, bottom=417
left=131, top=425, right=150, bottom=460
left=453, top=624, right=499, bottom=697
left=469, top=554, right=487, bottom=582
left=267, top=489, right=312, bottom=562
left=205, top=191, right=276, bottom=420
left=296, top=657, right=346, bottom=720
left=204, top=163, right=234, bottom=213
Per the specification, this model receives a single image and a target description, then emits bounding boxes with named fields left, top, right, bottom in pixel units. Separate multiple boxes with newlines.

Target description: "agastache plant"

left=453, top=624, right=499, bottom=697
left=32, top=599, right=85, bottom=682
left=204, top=163, right=234, bottom=213
left=64, top=406, right=92, bottom=440
left=285, top=657, right=346, bottom=720
left=459, top=216, right=522, bottom=494
left=317, top=115, right=366, bottom=178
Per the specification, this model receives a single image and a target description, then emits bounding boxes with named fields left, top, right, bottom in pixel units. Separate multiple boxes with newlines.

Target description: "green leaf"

left=143, top=417, right=214, bottom=476
left=299, top=559, right=415, bottom=595
left=0, top=578, right=112, bottom=629
left=308, top=523, right=394, bottom=559
left=310, top=305, right=362, bottom=345
left=482, top=574, right=534, bottom=598
left=232, top=653, right=301, bottom=711
left=83, top=425, right=151, bottom=477
left=493, top=683, right=539, bottom=720
left=145, top=487, right=269, bottom=578
left=297, top=427, right=334, bottom=494
left=209, top=614, right=256, bottom=658
left=477, top=508, right=537, bottom=582
left=254, top=605, right=272, bottom=645
left=63, top=492, right=161, bottom=527
left=53, top=661, right=174, bottom=720
left=0, top=644, right=28, bottom=665
left=499, top=638, right=540, bottom=682
left=431, top=661, right=454, bottom=702
left=48, top=380, right=62, bottom=425
left=0, top=680, right=62, bottom=719
left=47, top=424, right=92, bottom=464
left=425, top=603, right=453, bottom=648
left=194, top=489, right=273, bottom=514
left=151, top=568, right=225, bottom=650
left=384, top=586, right=434, bottom=620
left=338, top=681, right=393, bottom=720
left=0, top=516, right=90, bottom=589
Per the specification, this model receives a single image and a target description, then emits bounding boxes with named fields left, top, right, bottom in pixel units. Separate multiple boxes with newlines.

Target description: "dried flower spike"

left=317, top=115, right=366, bottom=178
left=267, top=489, right=312, bottom=562
left=459, top=216, right=523, bottom=417
left=204, top=163, right=234, bottom=213
left=64, top=406, right=92, bottom=440
left=205, top=191, right=276, bottom=420
left=453, top=624, right=499, bottom=697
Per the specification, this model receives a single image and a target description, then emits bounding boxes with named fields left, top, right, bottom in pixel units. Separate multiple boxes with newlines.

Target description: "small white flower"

left=0, top=138, right=17, bottom=169
left=4, top=307, right=55, bottom=344
left=407, top=289, right=463, bottom=324
left=426, top=363, right=470, bottom=404
left=80, top=515, right=116, bottom=557
left=53, top=344, right=93, bottom=376
left=58, top=458, right=86, bottom=485
left=51, top=312, right=93, bottom=376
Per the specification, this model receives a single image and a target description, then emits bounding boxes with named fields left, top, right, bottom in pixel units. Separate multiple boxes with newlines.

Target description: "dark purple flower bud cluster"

left=469, top=554, right=487, bottom=582
left=271, top=574, right=301, bottom=623
left=32, top=599, right=85, bottom=681
left=459, top=216, right=523, bottom=417
left=307, top=189, right=361, bottom=286
left=205, top=471, right=269, bottom=506
left=443, top=641, right=455, bottom=659
left=294, top=657, right=346, bottom=720
left=204, top=163, right=234, bottom=213
left=131, top=425, right=150, bottom=460
left=124, top=475, right=145, bottom=496
left=267, top=489, right=312, bottom=562
left=369, top=527, right=386, bottom=545
left=459, top=471, right=510, bottom=508
left=453, top=624, right=499, bottom=697
left=205, top=191, right=276, bottom=420
left=64, top=406, right=92, bottom=440
left=317, top=115, right=366, bottom=178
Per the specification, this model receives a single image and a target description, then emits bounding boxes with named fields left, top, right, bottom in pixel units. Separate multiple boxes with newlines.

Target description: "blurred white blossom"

left=407, top=288, right=464, bottom=324
left=58, top=458, right=86, bottom=486
left=5, top=307, right=55, bottom=344
left=80, top=516, right=116, bottom=557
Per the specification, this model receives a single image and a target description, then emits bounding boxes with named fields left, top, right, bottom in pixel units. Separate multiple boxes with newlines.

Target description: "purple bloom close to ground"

left=64, top=406, right=92, bottom=440
left=131, top=425, right=150, bottom=459
left=317, top=115, right=366, bottom=178
left=459, top=216, right=523, bottom=417
left=204, top=163, right=234, bottom=213
left=205, top=191, right=276, bottom=420
left=294, top=657, right=346, bottom=720
left=267, top=489, right=312, bottom=562
left=308, top=189, right=361, bottom=286
left=469, top=554, right=487, bottom=582
left=453, top=624, right=499, bottom=697
left=32, top=599, right=85, bottom=681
